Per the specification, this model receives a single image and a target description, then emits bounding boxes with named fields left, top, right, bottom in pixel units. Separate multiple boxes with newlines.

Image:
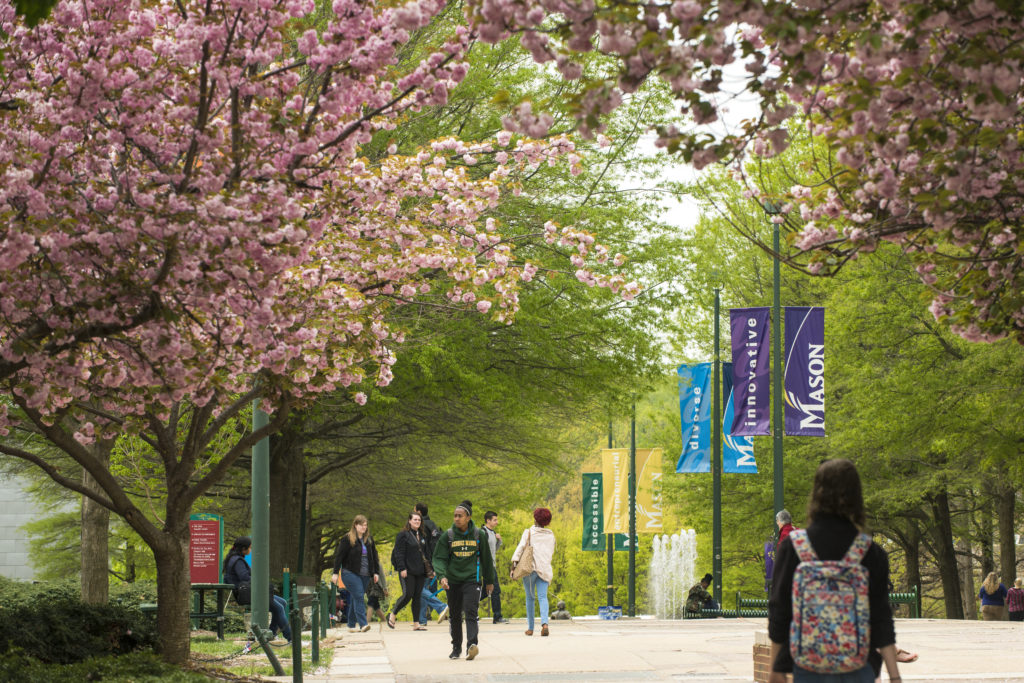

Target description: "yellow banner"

left=635, top=448, right=663, bottom=533
left=602, top=448, right=629, bottom=534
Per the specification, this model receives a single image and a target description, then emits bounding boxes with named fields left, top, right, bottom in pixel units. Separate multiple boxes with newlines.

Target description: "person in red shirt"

left=775, top=509, right=795, bottom=546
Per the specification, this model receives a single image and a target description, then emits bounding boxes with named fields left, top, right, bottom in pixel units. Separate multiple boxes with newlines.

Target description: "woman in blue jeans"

left=222, top=536, right=292, bottom=642
left=332, top=515, right=382, bottom=632
left=510, top=508, right=557, bottom=636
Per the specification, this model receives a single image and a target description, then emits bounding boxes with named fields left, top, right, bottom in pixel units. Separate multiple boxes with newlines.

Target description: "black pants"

left=392, top=574, right=425, bottom=622
left=490, top=579, right=503, bottom=619
left=447, top=581, right=481, bottom=653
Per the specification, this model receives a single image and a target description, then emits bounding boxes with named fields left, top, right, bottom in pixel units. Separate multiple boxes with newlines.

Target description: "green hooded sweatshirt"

left=432, top=520, right=497, bottom=585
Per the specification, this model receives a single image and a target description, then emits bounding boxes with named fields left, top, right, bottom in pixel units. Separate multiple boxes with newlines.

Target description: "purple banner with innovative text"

left=722, top=363, right=757, bottom=473
left=730, top=308, right=771, bottom=436
left=784, top=306, right=826, bottom=436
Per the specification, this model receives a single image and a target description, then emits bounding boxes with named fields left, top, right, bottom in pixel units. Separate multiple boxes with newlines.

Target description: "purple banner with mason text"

left=784, top=306, right=826, bottom=436
left=730, top=308, right=771, bottom=436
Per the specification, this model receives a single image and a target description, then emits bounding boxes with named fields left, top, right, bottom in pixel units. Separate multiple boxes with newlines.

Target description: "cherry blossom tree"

left=465, top=0, right=1024, bottom=342
left=0, top=0, right=635, bottom=661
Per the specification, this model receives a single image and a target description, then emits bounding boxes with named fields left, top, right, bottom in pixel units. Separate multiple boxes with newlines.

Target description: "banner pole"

left=771, top=215, right=784, bottom=516
left=628, top=405, right=636, bottom=617
left=606, top=421, right=615, bottom=608
left=713, top=288, right=722, bottom=605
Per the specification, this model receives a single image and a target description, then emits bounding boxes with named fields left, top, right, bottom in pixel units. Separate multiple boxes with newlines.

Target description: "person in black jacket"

left=768, top=459, right=901, bottom=683
left=331, top=515, right=382, bottom=632
left=415, top=502, right=441, bottom=557
left=222, top=536, right=292, bottom=642
left=386, top=511, right=431, bottom=630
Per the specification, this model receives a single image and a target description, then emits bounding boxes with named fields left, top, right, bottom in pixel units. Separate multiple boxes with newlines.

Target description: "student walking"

left=432, top=500, right=495, bottom=660
left=511, top=507, right=556, bottom=637
left=332, top=515, right=383, bottom=632
left=387, top=511, right=431, bottom=630
left=481, top=510, right=507, bottom=623
left=1007, top=578, right=1024, bottom=622
left=979, top=572, right=1009, bottom=621
left=768, top=459, right=901, bottom=683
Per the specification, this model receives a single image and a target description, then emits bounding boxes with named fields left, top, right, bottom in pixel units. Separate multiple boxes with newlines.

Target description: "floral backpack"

left=789, top=529, right=872, bottom=673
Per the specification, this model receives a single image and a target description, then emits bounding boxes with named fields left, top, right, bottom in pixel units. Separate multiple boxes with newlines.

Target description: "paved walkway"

left=275, top=617, right=1024, bottom=683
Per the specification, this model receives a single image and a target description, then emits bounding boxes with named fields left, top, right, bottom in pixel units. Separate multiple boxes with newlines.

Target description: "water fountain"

left=649, top=529, right=697, bottom=619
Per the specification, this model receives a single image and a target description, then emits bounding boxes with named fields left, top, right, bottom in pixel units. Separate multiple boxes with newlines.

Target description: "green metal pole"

left=628, top=405, right=636, bottom=617
left=606, top=421, right=614, bottom=608
left=772, top=220, right=784, bottom=516
left=252, top=403, right=270, bottom=631
left=713, top=288, right=723, bottom=605
left=311, top=584, right=320, bottom=664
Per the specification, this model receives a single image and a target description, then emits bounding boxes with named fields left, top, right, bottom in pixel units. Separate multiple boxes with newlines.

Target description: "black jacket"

left=768, top=514, right=896, bottom=675
left=421, top=515, right=441, bottom=557
left=332, top=534, right=383, bottom=577
left=223, top=553, right=250, bottom=589
left=393, top=528, right=430, bottom=576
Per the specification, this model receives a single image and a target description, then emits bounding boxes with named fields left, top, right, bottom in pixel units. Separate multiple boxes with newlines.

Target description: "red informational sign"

left=189, top=518, right=222, bottom=584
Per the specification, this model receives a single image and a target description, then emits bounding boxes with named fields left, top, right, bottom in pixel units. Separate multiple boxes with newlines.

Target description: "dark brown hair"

left=403, top=512, right=423, bottom=534
left=806, top=459, right=866, bottom=530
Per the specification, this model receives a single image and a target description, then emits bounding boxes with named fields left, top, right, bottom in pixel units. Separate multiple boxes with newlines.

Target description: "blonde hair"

left=1015, top=578, right=1022, bottom=589
left=982, top=572, right=999, bottom=595
left=347, top=514, right=369, bottom=546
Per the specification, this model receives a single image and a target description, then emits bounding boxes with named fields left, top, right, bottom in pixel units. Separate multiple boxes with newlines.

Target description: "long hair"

left=403, top=512, right=423, bottom=536
left=222, top=536, right=251, bottom=574
left=805, top=459, right=866, bottom=530
left=346, top=514, right=369, bottom=546
left=983, top=572, right=999, bottom=595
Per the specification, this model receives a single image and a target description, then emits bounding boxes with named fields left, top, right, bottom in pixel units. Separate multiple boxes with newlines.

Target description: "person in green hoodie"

left=432, top=499, right=495, bottom=661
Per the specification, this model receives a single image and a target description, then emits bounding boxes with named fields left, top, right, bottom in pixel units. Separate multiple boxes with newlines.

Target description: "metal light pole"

left=251, top=403, right=270, bottom=631
left=628, top=405, right=637, bottom=617
left=712, top=288, right=723, bottom=605
left=606, top=421, right=614, bottom=608
left=768, top=204, right=784, bottom=516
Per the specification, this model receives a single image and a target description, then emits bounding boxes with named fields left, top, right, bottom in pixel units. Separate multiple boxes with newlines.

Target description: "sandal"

left=386, top=613, right=396, bottom=629
left=896, top=648, right=918, bottom=663
left=413, top=624, right=427, bottom=631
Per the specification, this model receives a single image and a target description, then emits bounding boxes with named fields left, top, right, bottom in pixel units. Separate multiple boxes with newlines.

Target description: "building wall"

left=0, top=474, right=42, bottom=581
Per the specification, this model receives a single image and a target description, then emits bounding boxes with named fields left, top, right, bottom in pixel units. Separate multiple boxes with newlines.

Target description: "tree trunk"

left=153, top=533, right=192, bottom=665
left=958, top=536, right=977, bottom=620
left=980, top=490, right=995, bottom=578
left=996, top=482, right=1017, bottom=585
left=81, top=443, right=111, bottom=604
left=269, top=433, right=305, bottom=577
left=929, top=490, right=964, bottom=619
left=904, top=517, right=922, bottom=594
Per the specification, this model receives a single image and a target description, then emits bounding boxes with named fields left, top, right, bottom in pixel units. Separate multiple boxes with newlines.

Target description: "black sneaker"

left=466, top=644, right=479, bottom=661
left=449, top=649, right=461, bottom=659
left=492, top=617, right=509, bottom=624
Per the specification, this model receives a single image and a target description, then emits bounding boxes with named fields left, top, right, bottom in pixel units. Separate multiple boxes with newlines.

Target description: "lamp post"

left=712, top=287, right=722, bottom=605
left=764, top=201, right=784, bottom=516
left=252, top=403, right=270, bottom=631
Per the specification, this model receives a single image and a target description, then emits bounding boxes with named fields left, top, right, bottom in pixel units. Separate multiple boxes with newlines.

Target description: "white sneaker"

left=360, top=624, right=372, bottom=632
left=437, top=606, right=450, bottom=624
left=466, top=644, right=479, bottom=661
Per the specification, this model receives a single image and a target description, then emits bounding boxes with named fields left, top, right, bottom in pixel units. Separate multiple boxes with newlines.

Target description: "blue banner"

left=722, top=362, right=757, bottom=473
left=677, top=363, right=711, bottom=473
left=730, top=308, right=771, bottom=435
left=784, top=306, right=826, bottom=436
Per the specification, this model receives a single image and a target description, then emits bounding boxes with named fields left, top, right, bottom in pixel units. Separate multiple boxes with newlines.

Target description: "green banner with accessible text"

left=582, top=473, right=605, bottom=551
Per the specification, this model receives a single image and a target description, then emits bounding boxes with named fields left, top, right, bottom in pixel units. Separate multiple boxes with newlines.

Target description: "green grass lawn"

left=191, top=630, right=334, bottom=678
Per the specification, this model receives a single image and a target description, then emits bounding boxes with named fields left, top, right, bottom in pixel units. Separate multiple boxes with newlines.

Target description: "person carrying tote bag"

left=511, top=508, right=556, bottom=637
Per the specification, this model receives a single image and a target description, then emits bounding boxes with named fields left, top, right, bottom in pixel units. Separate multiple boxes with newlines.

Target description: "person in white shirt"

left=511, top=507, right=556, bottom=636
left=482, top=511, right=507, bottom=623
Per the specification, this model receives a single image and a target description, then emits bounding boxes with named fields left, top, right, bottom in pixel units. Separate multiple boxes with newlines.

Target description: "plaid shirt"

left=1007, top=587, right=1024, bottom=613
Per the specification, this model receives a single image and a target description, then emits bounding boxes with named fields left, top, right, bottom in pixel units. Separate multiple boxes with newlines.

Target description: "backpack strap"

left=842, top=533, right=872, bottom=564
left=790, top=529, right=817, bottom=563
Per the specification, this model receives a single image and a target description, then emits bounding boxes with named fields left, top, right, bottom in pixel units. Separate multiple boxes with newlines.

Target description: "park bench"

left=889, top=586, right=920, bottom=618
left=138, top=583, right=236, bottom=640
left=735, top=592, right=769, bottom=618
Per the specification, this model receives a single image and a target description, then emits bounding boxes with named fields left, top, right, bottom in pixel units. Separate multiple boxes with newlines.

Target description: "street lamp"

left=762, top=201, right=784, bottom=517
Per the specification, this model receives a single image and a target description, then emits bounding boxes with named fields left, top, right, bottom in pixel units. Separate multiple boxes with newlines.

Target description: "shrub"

left=0, top=650, right=211, bottom=683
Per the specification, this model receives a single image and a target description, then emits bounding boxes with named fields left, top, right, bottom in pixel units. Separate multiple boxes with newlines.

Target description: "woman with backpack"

left=386, top=511, right=431, bottom=630
left=222, top=536, right=292, bottom=643
left=768, top=459, right=900, bottom=683
left=332, top=515, right=383, bottom=633
left=511, top=507, right=556, bottom=637
left=978, top=572, right=1008, bottom=620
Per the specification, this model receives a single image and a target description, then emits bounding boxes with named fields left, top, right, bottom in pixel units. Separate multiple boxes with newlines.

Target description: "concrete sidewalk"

left=287, top=617, right=1024, bottom=683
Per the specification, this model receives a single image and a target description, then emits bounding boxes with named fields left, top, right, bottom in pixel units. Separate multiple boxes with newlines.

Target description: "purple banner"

left=784, top=306, right=825, bottom=436
left=730, top=308, right=771, bottom=436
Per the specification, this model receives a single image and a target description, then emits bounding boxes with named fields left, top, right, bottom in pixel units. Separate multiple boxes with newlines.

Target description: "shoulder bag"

left=511, top=529, right=535, bottom=581
left=413, top=530, right=435, bottom=578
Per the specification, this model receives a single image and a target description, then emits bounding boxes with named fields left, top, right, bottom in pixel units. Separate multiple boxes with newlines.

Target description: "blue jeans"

left=523, top=571, right=549, bottom=631
left=341, top=570, right=372, bottom=628
left=270, top=594, right=292, bottom=640
left=792, top=664, right=874, bottom=682
left=419, top=584, right=447, bottom=624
